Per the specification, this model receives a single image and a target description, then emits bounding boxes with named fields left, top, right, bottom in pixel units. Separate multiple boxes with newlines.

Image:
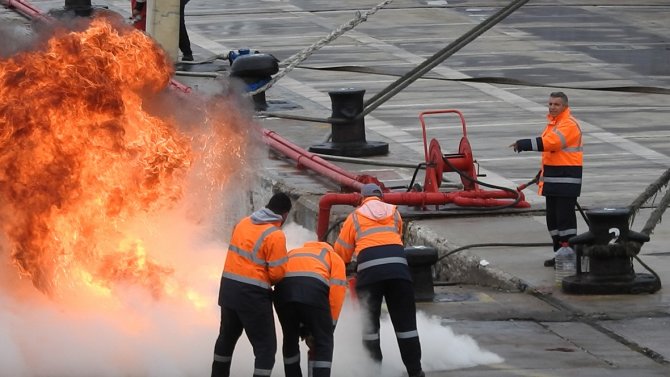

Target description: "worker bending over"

left=274, top=241, right=347, bottom=377
left=334, top=183, right=425, bottom=377
left=211, top=193, right=292, bottom=377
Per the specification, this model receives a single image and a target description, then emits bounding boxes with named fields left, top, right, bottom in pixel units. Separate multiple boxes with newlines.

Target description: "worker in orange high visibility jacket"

left=274, top=241, right=347, bottom=377
left=212, top=192, right=292, bottom=377
left=510, top=91, right=583, bottom=267
left=334, top=183, right=425, bottom=377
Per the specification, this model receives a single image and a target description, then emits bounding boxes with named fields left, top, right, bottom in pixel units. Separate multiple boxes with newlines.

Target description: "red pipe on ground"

left=262, top=130, right=369, bottom=192
left=2, top=0, right=50, bottom=21
left=317, top=190, right=529, bottom=241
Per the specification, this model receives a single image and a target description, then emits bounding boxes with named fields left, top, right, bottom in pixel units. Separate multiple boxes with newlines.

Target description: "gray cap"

left=361, top=183, right=383, bottom=197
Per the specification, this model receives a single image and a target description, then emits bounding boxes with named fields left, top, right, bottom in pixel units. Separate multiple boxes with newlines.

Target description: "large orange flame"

left=0, top=15, right=255, bottom=301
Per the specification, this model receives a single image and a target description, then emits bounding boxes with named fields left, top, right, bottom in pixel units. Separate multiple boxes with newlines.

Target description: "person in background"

left=211, top=192, right=292, bottom=377
left=333, top=183, right=425, bottom=377
left=274, top=241, right=347, bottom=377
left=178, top=0, right=193, bottom=61
left=130, top=0, right=146, bottom=31
left=131, top=0, right=193, bottom=62
left=509, top=91, right=583, bottom=267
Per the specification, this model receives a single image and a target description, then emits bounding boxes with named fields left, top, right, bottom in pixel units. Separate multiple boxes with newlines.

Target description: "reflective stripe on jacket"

left=334, top=197, right=410, bottom=286
left=274, top=241, right=347, bottom=324
left=222, top=215, right=288, bottom=290
left=334, top=197, right=403, bottom=264
left=516, top=107, right=583, bottom=197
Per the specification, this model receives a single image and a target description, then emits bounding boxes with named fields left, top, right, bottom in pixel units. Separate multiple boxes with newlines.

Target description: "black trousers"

left=211, top=305, right=276, bottom=377
left=356, top=279, right=422, bottom=376
left=275, top=301, right=334, bottom=377
left=545, top=196, right=578, bottom=251
left=179, top=0, right=192, bottom=56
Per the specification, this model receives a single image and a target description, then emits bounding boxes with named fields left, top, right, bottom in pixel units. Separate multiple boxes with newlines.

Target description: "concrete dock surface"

left=2, top=0, right=669, bottom=376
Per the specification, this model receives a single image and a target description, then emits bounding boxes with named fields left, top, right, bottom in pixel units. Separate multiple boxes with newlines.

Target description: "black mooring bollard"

left=64, top=0, right=91, bottom=11
left=405, top=246, right=438, bottom=302
left=49, top=0, right=95, bottom=18
left=230, top=54, right=279, bottom=111
left=308, top=88, right=389, bottom=157
left=563, top=208, right=661, bottom=294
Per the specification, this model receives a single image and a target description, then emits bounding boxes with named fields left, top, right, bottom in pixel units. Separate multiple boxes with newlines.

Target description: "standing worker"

left=510, top=91, right=583, bottom=267
left=130, top=0, right=193, bottom=62
left=211, top=192, right=292, bottom=377
left=274, top=241, right=347, bottom=377
left=178, top=0, right=194, bottom=61
left=333, top=183, right=425, bottom=377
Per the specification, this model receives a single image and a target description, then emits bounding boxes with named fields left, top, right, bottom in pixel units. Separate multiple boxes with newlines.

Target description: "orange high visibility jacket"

left=515, top=107, right=583, bottom=197
left=334, top=196, right=403, bottom=264
left=275, top=241, right=347, bottom=324
left=223, top=209, right=288, bottom=290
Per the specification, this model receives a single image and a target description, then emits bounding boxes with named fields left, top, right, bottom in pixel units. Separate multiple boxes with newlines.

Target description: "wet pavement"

left=3, top=0, right=670, bottom=376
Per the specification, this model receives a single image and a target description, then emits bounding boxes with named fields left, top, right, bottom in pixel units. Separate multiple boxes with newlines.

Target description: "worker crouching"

left=274, top=241, right=347, bottom=377
left=334, top=183, right=425, bottom=377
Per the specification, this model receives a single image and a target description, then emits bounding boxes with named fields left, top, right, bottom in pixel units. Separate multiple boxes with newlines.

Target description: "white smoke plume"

left=1, top=220, right=501, bottom=377
left=0, top=17, right=500, bottom=373
left=0, top=20, right=35, bottom=57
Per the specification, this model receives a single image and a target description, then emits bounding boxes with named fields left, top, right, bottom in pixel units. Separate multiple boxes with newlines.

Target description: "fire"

left=0, top=14, right=256, bottom=303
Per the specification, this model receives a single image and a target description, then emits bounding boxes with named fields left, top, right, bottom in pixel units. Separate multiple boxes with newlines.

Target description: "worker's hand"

left=509, top=142, right=519, bottom=153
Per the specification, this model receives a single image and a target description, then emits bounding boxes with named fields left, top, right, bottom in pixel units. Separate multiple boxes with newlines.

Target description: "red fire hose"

left=317, top=190, right=528, bottom=241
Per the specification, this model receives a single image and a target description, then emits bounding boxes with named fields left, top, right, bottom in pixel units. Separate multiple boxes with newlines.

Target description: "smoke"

left=282, top=225, right=503, bottom=377
left=0, top=220, right=501, bottom=377
left=0, top=20, right=35, bottom=58
left=0, top=16, right=500, bottom=376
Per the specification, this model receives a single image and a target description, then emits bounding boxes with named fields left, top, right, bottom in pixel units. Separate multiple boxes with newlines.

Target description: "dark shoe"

left=181, top=54, right=194, bottom=62
left=544, top=258, right=555, bottom=267
left=409, top=371, right=425, bottom=377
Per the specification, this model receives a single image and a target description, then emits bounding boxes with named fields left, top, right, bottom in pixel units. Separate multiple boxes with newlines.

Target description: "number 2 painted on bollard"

left=608, top=228, right=620, bottom=244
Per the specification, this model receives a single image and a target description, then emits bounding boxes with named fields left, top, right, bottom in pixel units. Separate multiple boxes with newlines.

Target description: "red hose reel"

left=420, top=109, right=478, bottom=192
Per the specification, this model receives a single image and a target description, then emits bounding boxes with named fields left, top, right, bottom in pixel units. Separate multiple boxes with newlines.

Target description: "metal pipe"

left=313, top=153, right=423, bottom=169
left=317, top=190, right=529, bottom=241
left=263, top=130, right=366, bottom=191
left=2, top=0, right=50, bottom=21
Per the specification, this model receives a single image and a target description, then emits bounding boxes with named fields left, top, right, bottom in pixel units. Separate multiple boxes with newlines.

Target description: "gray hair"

left=550, top=91, right=568, bottom=105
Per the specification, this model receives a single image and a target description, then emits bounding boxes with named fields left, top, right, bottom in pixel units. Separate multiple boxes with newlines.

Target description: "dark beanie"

left=266, top=192, right=292, bottom=214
